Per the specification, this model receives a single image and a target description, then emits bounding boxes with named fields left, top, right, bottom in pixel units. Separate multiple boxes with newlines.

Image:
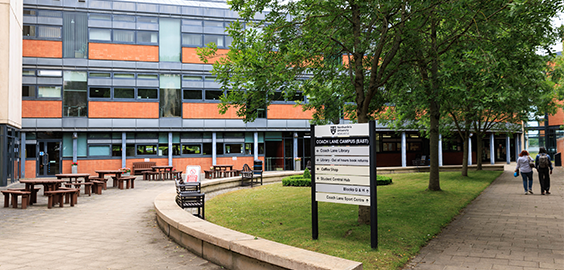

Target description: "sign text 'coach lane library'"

left=311, top=122, right=378, bottom=249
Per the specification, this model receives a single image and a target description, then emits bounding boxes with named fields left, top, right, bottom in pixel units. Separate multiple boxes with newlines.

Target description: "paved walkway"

left=405, top=164, right=564, bottom=270
left=0, top=178, right=222, bottom=270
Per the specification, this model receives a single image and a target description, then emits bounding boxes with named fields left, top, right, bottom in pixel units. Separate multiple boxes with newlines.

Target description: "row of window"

left=23, top=70, right=216, bottom=81
left=90, top=29, right=158, bottom=45
left=24, top=9, right=232, bottom=28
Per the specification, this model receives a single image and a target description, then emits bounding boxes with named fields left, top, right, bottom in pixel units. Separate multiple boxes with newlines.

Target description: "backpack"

left=538, top=154, right=549, bottom=168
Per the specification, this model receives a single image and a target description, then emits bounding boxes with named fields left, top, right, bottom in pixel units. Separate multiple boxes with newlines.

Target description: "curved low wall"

left=154, top=172, right=363, bottom=270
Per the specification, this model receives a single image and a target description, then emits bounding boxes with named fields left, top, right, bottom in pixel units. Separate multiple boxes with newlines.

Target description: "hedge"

left=282, top=174, right=393, bottom=187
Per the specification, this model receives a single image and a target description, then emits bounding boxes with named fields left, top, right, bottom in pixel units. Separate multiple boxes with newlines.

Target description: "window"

left=126, top=144, right=136, bottom=156
left=226, top=36, right=233, bottom=47
left=138, top=74, right=158, bottom=80
left=204, top=21, right=224, bottom=28
left=114, top=73, right=135, bottom=79
left=183, top=19, right=202, bottom=26
left=89, top=72, right=111, bottom=78
left=38, top=26, right=61, bottom=39
left=204, top=35, right=223, bottom=47
left=89, top=87, right=110, bottom=98
left=113, top=15, right=135, bottom=22
left=138, top=16, right=158, bottom=24
left=114, top=88, right=134, bottom=99
left=159, top=18, right=181, bottom=62
left=38, top=86, right=61, bottom=98
left=183, top=90, right=202, bottom=100
left=90, top=28, right=111, bottom=41
left=23, top=25, right=36, bottom=37
left=23, top=9, right=36, bottom=16
left=22, top=70, right=35, bottom=76
left=37, top=70, right=62, bottom=77
left=113, top=30, right=135, bottom=43
left=225, top=143, right=243, bottom=154
left=89, top=13, right=111, bottom=21
left=63, top=71, right=88, bottom=117
left=37, top=10, right=62, bottom=18
left=202, top=143, right=212, bottom=155
left=183, top=75, right=202, bottom=81
left=182, top=33, right=202, bottom=46
left=137, top=145, right=157, bottom=155
left=112, top=145, right=122, bottom=157
left=63, top=12, right=88, bottom=58
left=89, top=145, right=111, bottom=156
left=182, top=144, right=201, bottom=154
left=205, top=90, right=223, bottom=100
left=23, top=86, right=35, bottom=98
left=137, top=31, right=158, bottom=44
left=160, top=74, right=181, bottom=117
left=138, top=88, right=158, bottom=99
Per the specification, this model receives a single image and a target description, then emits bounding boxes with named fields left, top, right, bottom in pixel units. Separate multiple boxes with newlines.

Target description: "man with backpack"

left=535, top=147, right=553, bottom=195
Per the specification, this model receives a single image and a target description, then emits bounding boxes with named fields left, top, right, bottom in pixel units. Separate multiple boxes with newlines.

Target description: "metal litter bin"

left=554, top=152, right=561, bottom=167
left=253, top=160, right=263, bottom=171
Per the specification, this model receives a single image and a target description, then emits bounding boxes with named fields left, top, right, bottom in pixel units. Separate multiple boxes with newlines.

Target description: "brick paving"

left=0, top=178, right=221, bottom=270
left=404, top=164, right=564, bottom=270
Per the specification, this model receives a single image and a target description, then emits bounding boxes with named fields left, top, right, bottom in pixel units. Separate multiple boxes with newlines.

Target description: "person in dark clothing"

left=535, top=147, right=553, bottom=195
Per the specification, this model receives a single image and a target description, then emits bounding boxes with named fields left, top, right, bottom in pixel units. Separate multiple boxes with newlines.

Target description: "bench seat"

left=44, top=188, right=79, bottom=209
left=1, top=190, right=32, bottom=209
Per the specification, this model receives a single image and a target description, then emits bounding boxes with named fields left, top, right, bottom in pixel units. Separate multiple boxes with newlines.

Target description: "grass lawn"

left=206, top=170, right=502, bottom=270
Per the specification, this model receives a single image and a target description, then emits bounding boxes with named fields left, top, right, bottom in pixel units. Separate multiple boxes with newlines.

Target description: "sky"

left=552, top=12, right=563, bottom=53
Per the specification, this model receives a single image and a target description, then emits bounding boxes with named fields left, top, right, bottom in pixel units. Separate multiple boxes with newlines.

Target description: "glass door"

left=37, top=141, right=61, bottom=177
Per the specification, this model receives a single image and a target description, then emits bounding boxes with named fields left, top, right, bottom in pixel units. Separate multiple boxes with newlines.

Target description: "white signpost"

left=311, top=121, right=378, bottom=249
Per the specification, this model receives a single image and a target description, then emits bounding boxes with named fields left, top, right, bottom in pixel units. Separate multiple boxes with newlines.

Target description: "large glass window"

left=89, top=145, right=111, bottom=156
left=38, top=26, right=61, bottom=38
left=159, top=18, right=181, bottom=62
left=205, top=90, right=223, bottom=100
left=159, top=74, right=181, bottom=117
left=137, top=31, right=158, bottom=44
left=23, top=25, right=36, bottom=37
left=183, top=90, right=202, bottom=100
left=137, top=145, right=157, bottom=155
left=138, top=88, right=158, bottom=99
left=114, top=88, right=134, bottom=99
left=204, top=35, right=224, bottom=47
left=182, top=144, right=201, bottom=154
left=22, top=86, right=35, bottom=98
left=63, top=12, right=88, bottom=58
left=89, top=87, right=110, bottom=98
left=63, top=71, right=88, bottom=117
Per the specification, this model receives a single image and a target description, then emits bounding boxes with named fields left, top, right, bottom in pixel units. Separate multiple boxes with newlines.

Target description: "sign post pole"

left=311, top=124, right=318, bottom=240
left=369, top=120, right=378, bottom=249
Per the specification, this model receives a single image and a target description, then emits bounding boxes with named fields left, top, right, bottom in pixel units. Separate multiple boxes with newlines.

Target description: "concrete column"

left=168, top=132, right=173, bottom=166
left=293, top=132, right=298, bottom=160
left=73, top=132, right=78, bottom=164
left=490, top=133, right=495, bottom=165
left=439, top=134, right=443, bottom=167
left=20, top=132, right=26, bottom=178
left=468, top=136, right=472, bottom=165
left=122, top=132, right=126, bottom=169
left=515, top=136, right=520, bottom=161
left=506, top=136, right=510, bottom=164
left=254, top=132, right=258, bottom=161
left=212, top=132, right=217, bottom=165
left=401, top=132, right=406, bottom=167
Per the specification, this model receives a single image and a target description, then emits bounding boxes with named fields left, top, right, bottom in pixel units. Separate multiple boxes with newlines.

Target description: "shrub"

left=377, top=175, right=393, bottom=186
left=303, top=168, right=311, bottom=179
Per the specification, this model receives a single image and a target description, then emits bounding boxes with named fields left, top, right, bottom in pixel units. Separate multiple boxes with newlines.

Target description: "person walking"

left=515, top=150, right=534, bottom=195
left=535, top=147, right=553, bottom=195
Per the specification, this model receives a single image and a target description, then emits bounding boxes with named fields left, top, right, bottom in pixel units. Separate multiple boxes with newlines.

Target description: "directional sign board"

left=311, top=122, right=378, bottom=249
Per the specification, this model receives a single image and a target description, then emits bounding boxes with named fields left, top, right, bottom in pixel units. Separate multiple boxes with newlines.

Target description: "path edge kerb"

left=154, top=171, right=363, bottom=270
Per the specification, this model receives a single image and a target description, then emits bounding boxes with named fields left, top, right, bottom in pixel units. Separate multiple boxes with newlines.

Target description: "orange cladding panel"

left=183, top=103, right=240, bottom=119
left=182, top=47, right=229, bottom=64
left=25, top=160, right=36, bottom=178
left=89, top=101, right=159, bottom=118
left=267, top=104, right=314, bottom=119
left=23, top=40, right=62, bottom=58
left=22, top=100, right=62, bottom=118
left=89, top=43, right=159, bottom=62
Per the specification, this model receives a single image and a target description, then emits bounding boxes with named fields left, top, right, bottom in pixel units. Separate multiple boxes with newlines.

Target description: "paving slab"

left=0, top=178, right=222, bottom=270
left=404, top=164, right=564, bottom=270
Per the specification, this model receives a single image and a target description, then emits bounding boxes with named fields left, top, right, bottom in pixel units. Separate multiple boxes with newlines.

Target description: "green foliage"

left=282, top=175, right=311, bottom=187
left=303, top=168, right=311, bottom=179
left=207, top=171, right=502, bottom=270
left=376, top=175, right=393, bottom=186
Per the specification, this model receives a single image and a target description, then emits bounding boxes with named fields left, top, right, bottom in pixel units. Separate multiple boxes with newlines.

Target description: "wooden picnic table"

left=95, top=170, right=125, bottom=188
left=19, top=179, right=66, bottom=205
left=55, top=173, right=90, bottom=183
left=151, top=166, right=173, bottom=180
left=209, top=164, right=236, bottom=178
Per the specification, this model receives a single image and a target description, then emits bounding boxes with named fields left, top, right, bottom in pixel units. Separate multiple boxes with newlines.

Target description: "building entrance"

left=36, top=141, right=61, bottom=177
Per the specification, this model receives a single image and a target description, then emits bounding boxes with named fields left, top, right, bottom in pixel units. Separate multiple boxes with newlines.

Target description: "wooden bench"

left=5, top=187, right=40, bottom=205
left=132, top=161, right=156, bottom=175
left=116, top=176, right=136, bottom=189
left=176, top=192, right=205, bottom=219
left=1, top=190, right=32, bottom=209
left=64, top=182, right=93, bottom=196
left=44, top=188, right=79, bottom=209
left=143, top=171, right=159, bottom=180
left=241, top=164, right=263, bottom=187
left=90, top=180, right=105, bottom=195
left=89, top=177, right=108, bottom=190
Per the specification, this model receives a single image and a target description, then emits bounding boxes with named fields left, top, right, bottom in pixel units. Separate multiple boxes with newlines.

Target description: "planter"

left=71, top=165, right=78, bottom=174
left=294, top=161, right=301, bottom=171
left=123, top=172, right=130, bottom=176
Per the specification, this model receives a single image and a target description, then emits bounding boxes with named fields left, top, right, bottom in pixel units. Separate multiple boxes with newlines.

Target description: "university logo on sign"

left=330, top=126, right=337, bottom=135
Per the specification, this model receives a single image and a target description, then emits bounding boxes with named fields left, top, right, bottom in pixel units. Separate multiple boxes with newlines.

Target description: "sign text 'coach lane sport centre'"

left=311, top=121, right=379, bottom=249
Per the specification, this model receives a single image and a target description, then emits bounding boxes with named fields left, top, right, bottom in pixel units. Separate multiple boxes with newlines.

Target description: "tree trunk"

left=428, top=99, right=441, bottom=191
left=476, top=132, right=483, bottom=170
left=461, top=132, right=469, bottom=177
